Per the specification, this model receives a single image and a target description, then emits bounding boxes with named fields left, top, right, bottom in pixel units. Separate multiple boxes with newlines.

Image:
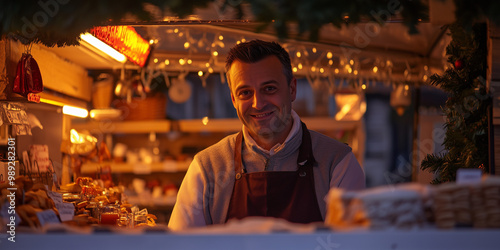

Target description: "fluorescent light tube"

left=63, top=105, right=88, bottom=118
left=80, top=33, right=127, bottom=63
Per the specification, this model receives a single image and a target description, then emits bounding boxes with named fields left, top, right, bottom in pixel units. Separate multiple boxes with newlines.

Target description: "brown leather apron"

left=225, top=122, right=323, bottom=224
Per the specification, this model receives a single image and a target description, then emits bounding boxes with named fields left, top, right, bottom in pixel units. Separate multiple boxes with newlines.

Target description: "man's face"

left=228, top=56, right=297, bottom=145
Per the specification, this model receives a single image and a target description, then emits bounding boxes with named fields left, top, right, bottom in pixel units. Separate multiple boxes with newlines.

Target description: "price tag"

left=56, top=202, right=75, bottom=222
left=36, top=209, right=60, bottom=226
left=47, top=191, right=63, bottom=205
left=30, top=145, right=50, bottom=172
left=456, top=168, right=482, bottom=184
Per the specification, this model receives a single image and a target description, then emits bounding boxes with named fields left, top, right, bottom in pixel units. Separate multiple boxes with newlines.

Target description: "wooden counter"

left=8, top=229, right=500, bottom=250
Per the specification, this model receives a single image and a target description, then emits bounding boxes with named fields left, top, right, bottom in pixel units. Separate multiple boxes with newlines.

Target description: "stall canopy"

left=1, top=1, right=465, bottom=86
left=45, top=15, right=450, bottom=88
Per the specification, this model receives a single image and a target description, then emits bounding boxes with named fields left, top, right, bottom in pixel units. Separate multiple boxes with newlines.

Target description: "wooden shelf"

left=72, top=119, right=171, bottom=134
left=71, top=117, right=360, bottom=134
left=302, top=117, right=360, bottom=131
left=81, top=160, right=190, bottom=174
left=74, top=117, right=364, bottom=167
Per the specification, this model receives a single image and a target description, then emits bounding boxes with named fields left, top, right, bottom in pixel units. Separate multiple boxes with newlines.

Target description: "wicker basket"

left=114, top=93, right=167, bottom=120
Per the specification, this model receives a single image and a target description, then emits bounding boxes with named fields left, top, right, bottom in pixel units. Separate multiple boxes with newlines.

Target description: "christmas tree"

left=420, top=23, right=490, bottom=184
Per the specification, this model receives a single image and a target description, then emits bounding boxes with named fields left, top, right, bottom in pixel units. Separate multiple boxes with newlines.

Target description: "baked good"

left=325, top=184, right=428, bottom=230
left=432, top=176, right=500, bottom=229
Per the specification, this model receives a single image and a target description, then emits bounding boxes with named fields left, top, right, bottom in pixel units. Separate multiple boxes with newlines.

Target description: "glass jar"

left=87, top=201, right=99, bottom=219
left=100, top=204, right=119, bottom=225
left=134, top=214, right=148, bottom=226
left=118, top=210, right=134, bottom=228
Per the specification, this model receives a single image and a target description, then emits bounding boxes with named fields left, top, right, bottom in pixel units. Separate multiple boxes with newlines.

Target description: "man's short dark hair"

left=225, top=40, right=293, bottom=87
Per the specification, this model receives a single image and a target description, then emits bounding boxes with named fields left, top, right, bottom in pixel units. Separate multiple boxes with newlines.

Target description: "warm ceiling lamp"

left=89, top=26, right=151, bottom=67
left=80, top=33, right=127, bottom=63
left=334, top=91, right=366, bottom=121
left=40, top=98, right=89, bottom=118
left=62, top=106, right=89, bottom=118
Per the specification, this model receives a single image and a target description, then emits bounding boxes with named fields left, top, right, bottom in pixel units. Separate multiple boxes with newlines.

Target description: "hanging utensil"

left=169, top=71, right=191, bottom=103
left=114, top=66, right=127, bottom=98
left=130, top=74, right=146, bottom=99
left=141, top=67, right=168, bottom=92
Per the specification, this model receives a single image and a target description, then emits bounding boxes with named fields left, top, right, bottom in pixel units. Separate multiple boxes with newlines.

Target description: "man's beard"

left=255, top=109, right=292, bottom=139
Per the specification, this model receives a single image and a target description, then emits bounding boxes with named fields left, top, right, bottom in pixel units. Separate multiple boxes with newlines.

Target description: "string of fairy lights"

left=143, top=26, right=444, bottom=93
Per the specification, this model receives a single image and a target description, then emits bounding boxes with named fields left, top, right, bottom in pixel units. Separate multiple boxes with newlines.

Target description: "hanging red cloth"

left=13, top=53, right=43, bottom=97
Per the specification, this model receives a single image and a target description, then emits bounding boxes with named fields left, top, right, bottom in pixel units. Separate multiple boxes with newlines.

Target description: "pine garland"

left=420, top=23, right=490, bottom=184
left=4, top=1, right=500, bottom=47
left=0, top=0, right=428, bottom=47
left=0, top=0, right=212, bottom=47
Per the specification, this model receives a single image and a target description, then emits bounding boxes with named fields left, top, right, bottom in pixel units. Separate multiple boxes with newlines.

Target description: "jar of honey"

left=100, top=204, right=119, bottom=225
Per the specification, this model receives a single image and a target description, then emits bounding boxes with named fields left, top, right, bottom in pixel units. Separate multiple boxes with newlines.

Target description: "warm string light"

left=143, top=28, right=433, bottom=93
left=202, top=116, right=209, bottom=125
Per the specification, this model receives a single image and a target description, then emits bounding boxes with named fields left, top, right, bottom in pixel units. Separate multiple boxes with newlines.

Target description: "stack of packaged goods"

left=325, top=176, right=500, bottom=230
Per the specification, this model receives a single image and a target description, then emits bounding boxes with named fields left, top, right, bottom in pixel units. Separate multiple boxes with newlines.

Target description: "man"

left=168, top=40, right=365, bottom=230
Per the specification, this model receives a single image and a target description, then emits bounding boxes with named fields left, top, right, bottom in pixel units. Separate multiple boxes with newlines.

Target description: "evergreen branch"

left=420, top=23, right=489, bottom=183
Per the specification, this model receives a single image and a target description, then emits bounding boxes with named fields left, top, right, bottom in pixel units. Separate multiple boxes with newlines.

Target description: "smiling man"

left=229, top=55, right=295, bottom=150
left=168, top=40, right=365, bottom=230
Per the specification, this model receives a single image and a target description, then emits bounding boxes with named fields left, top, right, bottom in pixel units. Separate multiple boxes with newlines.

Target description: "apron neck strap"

left=234, top=131, right=244, bottom=173
left=297, top=122, right=315, bottom=168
